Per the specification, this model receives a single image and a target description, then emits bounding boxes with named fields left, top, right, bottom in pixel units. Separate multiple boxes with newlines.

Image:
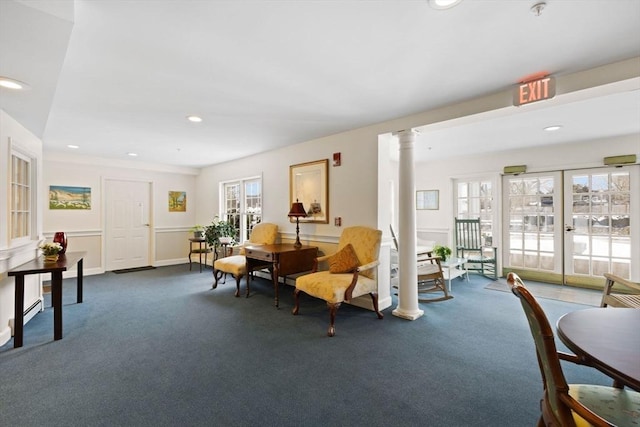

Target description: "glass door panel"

left=564, top=166, right=638, bottom=285
left=503, top=172, right=562, bottom=278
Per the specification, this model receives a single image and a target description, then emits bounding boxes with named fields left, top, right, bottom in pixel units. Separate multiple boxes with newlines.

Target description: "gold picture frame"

left=168, top=191, right=186, bottom=212
left=416, top=190, right=439, bottom=210
left=289, top=159, right=329, bottom=223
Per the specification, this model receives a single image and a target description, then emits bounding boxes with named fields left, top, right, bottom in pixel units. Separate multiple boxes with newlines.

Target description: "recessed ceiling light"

left=428, top=0, right=463, bottom=10
left=127, top=152, right=138, bottom=157
left=67, top=144, right=79, bottom=149
left=544, top=125, right=562, bottom=132
left=0, top=76, right=31, bottom=90
left=187, top=115, right=202, bottom=123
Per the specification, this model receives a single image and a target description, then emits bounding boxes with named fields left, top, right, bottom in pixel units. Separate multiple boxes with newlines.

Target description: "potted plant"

left=190, top=225, right=205, bottom=239
left=40, top=241, right=63, bottom=262
left=433, top=244, right=452, bottom=262
left=204, top=216, right=237, bottom=250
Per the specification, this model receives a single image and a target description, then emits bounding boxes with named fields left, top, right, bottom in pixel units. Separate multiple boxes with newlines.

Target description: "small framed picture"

left=416, top=190, right=439, bottom=210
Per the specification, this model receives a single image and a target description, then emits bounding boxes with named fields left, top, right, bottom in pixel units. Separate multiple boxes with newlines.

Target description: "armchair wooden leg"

left=369, top=293, right=384, bottom=320
left=213, top=269, right=224, bottom=289
left=327, top=302, right=341, bottom=337
left=292, top=288, right=301, bottom=315
left=234, top=275, right=241, bottom=297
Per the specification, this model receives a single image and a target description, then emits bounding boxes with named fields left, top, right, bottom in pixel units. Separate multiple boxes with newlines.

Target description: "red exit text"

left=514, top=76, right=556, bottom=106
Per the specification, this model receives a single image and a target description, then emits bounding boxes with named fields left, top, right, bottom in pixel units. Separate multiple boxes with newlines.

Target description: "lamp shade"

left=288, top=200, right=307, bottom=218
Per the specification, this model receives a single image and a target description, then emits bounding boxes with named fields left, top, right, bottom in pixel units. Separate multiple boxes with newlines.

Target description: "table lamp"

left=288, top=199, right=307, bottom=248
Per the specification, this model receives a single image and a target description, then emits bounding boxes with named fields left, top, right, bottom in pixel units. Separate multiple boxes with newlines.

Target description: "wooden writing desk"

left=557, top=307, right=640, bottom=391
left=244, top=244, right=317, bottom=307
left=8, top=251, right=86, bottom=348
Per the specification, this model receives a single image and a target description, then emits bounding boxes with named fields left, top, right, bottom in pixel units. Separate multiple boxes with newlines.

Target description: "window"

left=10, top=150, right=33, bottom=242
left=455, top=178, right=494, bottom=245
left=221, top=177, right=262, bottom=242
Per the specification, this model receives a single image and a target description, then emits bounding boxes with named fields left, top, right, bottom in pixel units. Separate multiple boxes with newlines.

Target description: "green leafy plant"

left=433, top=244, right=452, bottom=262
left=204, top=216, right=237, bottom=248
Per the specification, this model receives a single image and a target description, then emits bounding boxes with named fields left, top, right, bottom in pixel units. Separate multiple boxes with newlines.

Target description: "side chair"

left=212, top=222, right=278, bottom=297
left=600, top=273, right=640, bottom=308
left=293, top=226, right=383, bottom=337
left=507, top=272, right=640, bottom=427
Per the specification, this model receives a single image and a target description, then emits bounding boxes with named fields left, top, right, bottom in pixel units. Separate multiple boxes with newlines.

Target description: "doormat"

left=112, top=266, right=156, bottom=274
left=485, top=279, right=600, bottom=306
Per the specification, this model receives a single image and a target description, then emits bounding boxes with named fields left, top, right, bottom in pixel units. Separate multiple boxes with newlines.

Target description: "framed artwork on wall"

left=49, top=185, right=91, bottom=210
left=168, top=191, right=186, bottom=212
left=416, top=190, right=439, bottom=210
left=289, top=159, right=329, bottom=223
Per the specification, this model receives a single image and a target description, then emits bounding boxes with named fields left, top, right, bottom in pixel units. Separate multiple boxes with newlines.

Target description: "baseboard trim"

left=8, top=297, right=44, bottom=336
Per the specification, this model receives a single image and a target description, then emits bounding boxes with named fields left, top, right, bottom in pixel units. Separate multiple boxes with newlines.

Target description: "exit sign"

left=514, top=76, right=555, bottom=106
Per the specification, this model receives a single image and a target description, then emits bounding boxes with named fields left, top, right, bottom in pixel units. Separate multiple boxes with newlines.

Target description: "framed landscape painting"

left=168, top=191, right=187, bottom=212
left=49, top=186, right=91, bottom=210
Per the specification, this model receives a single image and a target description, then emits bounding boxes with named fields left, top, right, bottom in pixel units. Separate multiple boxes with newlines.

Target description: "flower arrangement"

left=204, top=216, right=237, bottom=248
left=433, top=244, right=452, bottom=262
left=40, top=241, right=63, bottom=256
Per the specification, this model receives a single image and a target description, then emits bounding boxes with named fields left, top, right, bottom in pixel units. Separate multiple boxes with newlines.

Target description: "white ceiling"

left=1, top=0, right=639, bottom=168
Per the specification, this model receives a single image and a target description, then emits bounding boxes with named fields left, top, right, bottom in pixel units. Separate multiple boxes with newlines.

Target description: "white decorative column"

left=392, top=129, right=424, bottom=320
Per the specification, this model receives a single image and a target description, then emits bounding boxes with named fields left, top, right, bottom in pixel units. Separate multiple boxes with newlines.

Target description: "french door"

left=503, top=165, right=638, bottom=287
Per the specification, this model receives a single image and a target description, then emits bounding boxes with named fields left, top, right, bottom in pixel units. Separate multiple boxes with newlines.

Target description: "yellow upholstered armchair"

left=293, top=226, right=383, bottom=337
left=213, top=222, right=278, bottom=297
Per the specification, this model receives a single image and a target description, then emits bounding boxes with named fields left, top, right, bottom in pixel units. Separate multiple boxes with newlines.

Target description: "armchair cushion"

left=328, top=243, right=360, bottom=274
left=296, top=271, right=377, bottom=304
left=214, top=255, right=246, bottom=277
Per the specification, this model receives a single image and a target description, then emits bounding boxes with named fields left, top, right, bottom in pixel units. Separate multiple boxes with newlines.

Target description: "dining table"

left=556, top=307, right=640, bottom=391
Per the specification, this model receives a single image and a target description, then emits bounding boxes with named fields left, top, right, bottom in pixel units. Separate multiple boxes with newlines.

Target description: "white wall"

left=42, top=152, right=201, bottom=273
left=414, top=134, right=640, bottom=232
left=0, top=109, right=44, bottom=346
left=196, top=128, right=381, bottom=241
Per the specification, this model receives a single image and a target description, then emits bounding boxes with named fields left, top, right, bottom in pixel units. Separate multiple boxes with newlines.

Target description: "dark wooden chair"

left=454, top=218, right=497, bottom=279
left=507, top=272, right=640, bottom=426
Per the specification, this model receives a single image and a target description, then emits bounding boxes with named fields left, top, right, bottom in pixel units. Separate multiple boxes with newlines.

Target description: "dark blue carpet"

left=0, top=265, right=610, bottom=426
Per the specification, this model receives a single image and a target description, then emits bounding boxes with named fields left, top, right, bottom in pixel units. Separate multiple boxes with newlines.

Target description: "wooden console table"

left=8, top=251, right=86, bottom=348
left=244, top=244, right=317, bottom=307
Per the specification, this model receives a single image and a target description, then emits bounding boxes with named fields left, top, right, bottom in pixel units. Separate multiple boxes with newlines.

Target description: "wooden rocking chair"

left=454, top=218, right=498, bottom=280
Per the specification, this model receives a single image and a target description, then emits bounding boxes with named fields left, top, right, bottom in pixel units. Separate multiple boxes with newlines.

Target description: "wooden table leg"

left=13, top=275, right=25, bottom=348
left=77, top=257, right=83, bottom=303
left=272, top=264, right=279, bottom=308
left=52, top=271, right=63, bottom=340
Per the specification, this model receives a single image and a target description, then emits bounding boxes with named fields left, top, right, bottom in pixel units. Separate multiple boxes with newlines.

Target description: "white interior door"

left=105, top=179, right=151, bottom=271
